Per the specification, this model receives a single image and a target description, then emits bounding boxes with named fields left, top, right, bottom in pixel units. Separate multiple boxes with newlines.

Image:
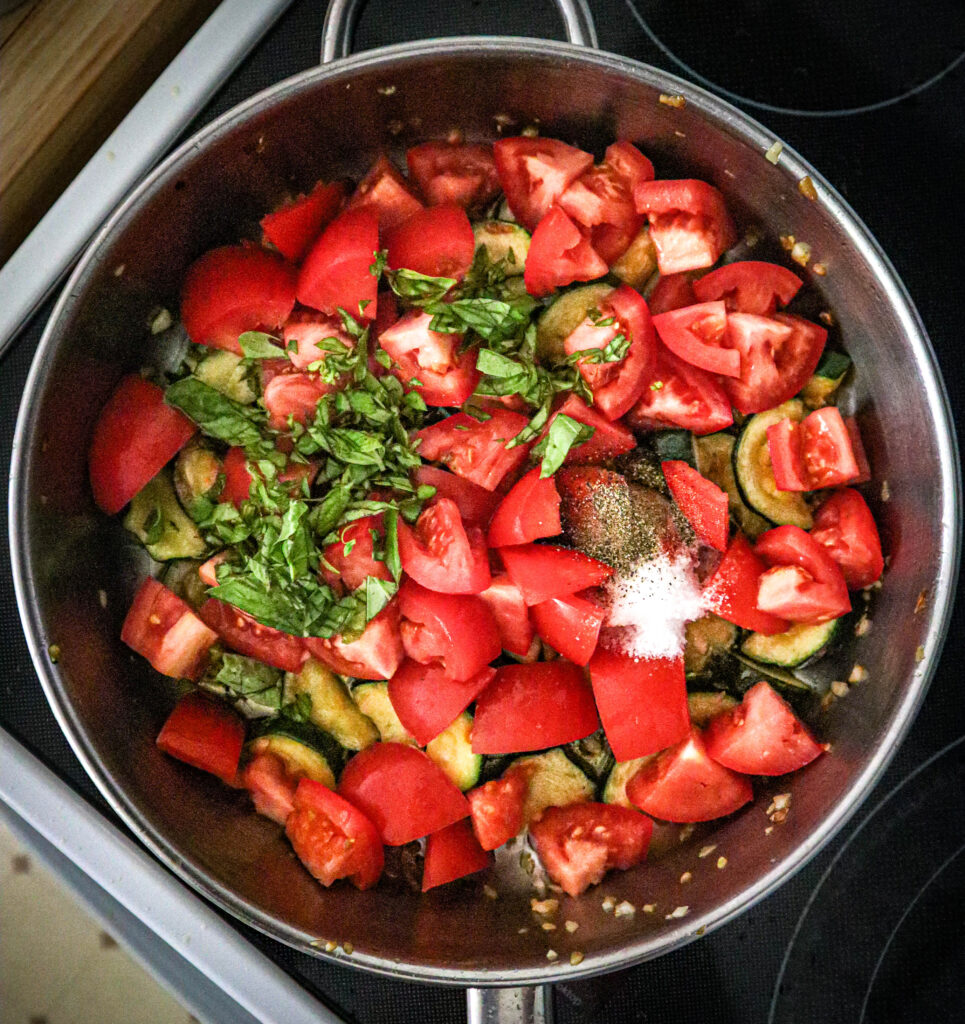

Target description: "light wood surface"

left=0, top=0, right=220, bottom=263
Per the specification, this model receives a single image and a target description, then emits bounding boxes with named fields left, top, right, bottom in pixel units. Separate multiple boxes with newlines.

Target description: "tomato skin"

left=661, top=460, right=729, bottom=551
left=398, top=498, right=491, bottom=595
left=800, top=407, right=859, bottom=489
left=845, top=417, right=872, bottom=484
left=478, top=574, right=535, bottom=658
left=531, top=590, right=604, bottom=667
left=421, top=818, right=492, bottom=891
left=346, top=153, right=424, bottom=231
left=647, top=272, right=697, bottom=315
left=406, top=141, right=500, bottom=209
left=283, top=312, right=356, bottom=372
left=219, top=446, right=252, bottom=507
left=811, top=488, right=884, bottom=589
left=529, top=802, right=653, bottom=897
left=304, top=602, right=404, bottom=681
left=471, top=661, right=600, bottom=754
left=652, top=300, right=740, bottom=378
left=286, top=777, right=384, bottom=889
left=385, top=203, right=476, bottom=280
left=243, top=752, right=299, bottom=824
left=388, top=660, right=496, bottom=746
left=692, top=261, right=802, bottom=315
left=467, top=771, right=527, bottom=850
left=587, top=648, right=690, bottom=761
left=89, top=375, right=197, bottom=514
left=296, top=207, right=379, bottom=322
left=499, top=543, right=614, bottom=606
left=493, top=137, right=594, bottom=232
left=156, top=693, right=245, bottom=785
left=414, top=410, right=533, bottom=491
left=262, top=372, right=338, bottom=430
left=181, top=245, right=297, bottom=353
left=122, top=579, right=218, bottom=680
left=523, top=205, right=609, bottom=297
left=704, top=681, right=823, bottom=776
left=702, top=534, right=790, bottom=635
left=542, top=394, right=636, bottom=464
left=627, top=727, right=754, bottom=823
left=398, top=579, right=501, bottom=682
left=260, top=180, right=345, bottom=263
left=338, top=742, right=469, bottom=845
left=320, top=514, right=392, bottom=593
left=766, top=418, right=810, bottom=492
left=754, top=525, right=851, bottom=623
left=199, top=598, right=307, bottom=673
left=413, top=466, right=501, bottom=529
left=487, top=467, right=562, bottom=547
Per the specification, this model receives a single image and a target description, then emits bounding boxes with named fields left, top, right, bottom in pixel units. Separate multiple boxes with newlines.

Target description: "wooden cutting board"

left=0, top=0, right=221, bottom=264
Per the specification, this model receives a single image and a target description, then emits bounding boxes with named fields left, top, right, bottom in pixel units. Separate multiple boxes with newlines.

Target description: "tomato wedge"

left=283, top=312, right=355, bottom=372
left=702, top=534, right=790, bottom=635
left=388, top=660, right=496, bottom=745
left=406, top=141, right=500, bottom=209
left=529, top=803, right=653, bottom=897
left=661, top=460, right=729, bottom=551
left=422, top=819, right=492, bottom=891
left=766, top=418, right=811, bottom=492
left=523, top=205, right=609, bottom=298
left=499, top=543, right=614, bottom=606
left=398, top=498, right=491, bottom=594
left=297, top=207, right=379, bottom=321
left=304, top=602, right=404, bottom=680
left=346, top=153, right=424, bottom=230
left=692, top=261, right=802, bottom=314
left=754, top=525, right=851, bottom=622
left=338, top=742, right=469, bottom=845
left=626, top=728, right=754, bottom=822
left=156, top=693, right=245, bottom=784
left=260, top=180, right=344, bottom=263
left=800, top=406, right=860, bottom=489
left=647, top=272, right=697, bottom=315
left=531, top=590, right=605, bottom=666
left=385, top=204, right=476, bottom=280
left=493, top=137, right=594, bottom=231
left=413, top=466, right=501, bottom=529
left=199, top=598, right=307, bottom=673
left=320, top=514, right=392, bottom=592
left=541, top=394, right=636, bottom=464
left=704, top=682, right=824, bottom=776
left=398, top=579, right=501, bottom=681
left=811, top=488, right=884, bottom=589
left=286, top=778, right=384, bottom=889
left=652, top=300, right=739, bottom=378
left=471, top=661, right=600, bottom=754
left=467, top=771, right=527, bottom=851
left=487, top=467, right=562, bottom=547
left=478, top=574, right=535, bottom=658
left=587, top=648, right=690, bottom=761
left=243, top=752, right=299, bottom=825
left=89, top=375, right=197, bottom=514
left=262, top=372, right=338, bottom=429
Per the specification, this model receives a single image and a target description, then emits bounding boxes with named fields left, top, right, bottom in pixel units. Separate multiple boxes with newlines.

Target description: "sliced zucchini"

left=194, top=349, right=258, bottom=404
left=352, top=682, right=416, bottom=744
left=124, top=467, right=206, bottom=561
left=610, top=227, right=658, bottom=290
left=161, top=559, right=207, bottom=610
left=248, top=719, right=343, bottom=788
left=684, top=614, right=738, bottom=678
left=687, top=690, right=738, bottom=728
left=473, top=220, right=530, bottom=274
left=733, top=400, right=813, bottom=529
left=741, top=618, right=840, bottom=667
left=425, top=712, right=482, bottom=791
left=801, top=350, right=852, bottom=409
left=564, top=730, right=616, bottom=785
left=173, top=440, right=223, bottom=521
left=602, top=757, right=654, bottom=808
left=693, top=432, right=771, bottom=539
left=509, top=748, right=595, bottom=824
left=535, top=282, right=614, bottom=363
left=286, top=659, right=379, bottom=751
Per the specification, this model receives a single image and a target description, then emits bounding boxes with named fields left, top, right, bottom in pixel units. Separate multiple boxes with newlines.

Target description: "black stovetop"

left=2, top=1, right=963, bottom=1021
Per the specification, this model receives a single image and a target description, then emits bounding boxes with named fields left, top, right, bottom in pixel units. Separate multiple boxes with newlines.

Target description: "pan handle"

left=321, top=0, right=598, bottom=63
left=466, top=985, right=554, bottom=1024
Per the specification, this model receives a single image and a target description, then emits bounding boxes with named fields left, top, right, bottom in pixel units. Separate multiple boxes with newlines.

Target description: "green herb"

left=143, top=505, right=165, bottom=545
left=165, top=378, right=268, bottom=451
left=238, top=331, right=287, bottom=360
left=386, top=267, right=456, bottom=304
left=214, top=652, right=284, bottom=708
left=281, top=691, right=313, bottom=723
left=532, top=414, right=595, bottom=477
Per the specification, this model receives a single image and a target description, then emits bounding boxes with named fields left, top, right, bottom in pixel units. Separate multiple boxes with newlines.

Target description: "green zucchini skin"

left=564, top=730, right=616, bottom=786
left=286, top=660, right=379, bottom=751
left=249, top=718, right=347, bottom=784
left=741, top=618, right=840, bottom=667
left=509, top=748, right=595, bottom=824
left=351, top=681, right=416, bottom=744
left=693, top=432, right=770, bottom=539
left=425, top=712, right=481, bottom=790
left=124, top=467, right=207, bottom=561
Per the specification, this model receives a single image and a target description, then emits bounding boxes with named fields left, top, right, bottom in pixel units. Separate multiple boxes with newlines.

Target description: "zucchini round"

left=741, top=618, right=840, bottom=667
left=286, top=660, right=379, bottom=751
left=351, top=681, right=416, bottom=744
left=248, top=719, right=344, bottom=788
left=535, top=282, right=614, bottom=363
left=509, top=748, right=595, bottom=824
left=602, top=757, right=655, bottom=808
left=425, top=712, right=481, bottom=791
left=473, top=220, right=530, bottom=274
left=693, top=432, right=771, bottom=539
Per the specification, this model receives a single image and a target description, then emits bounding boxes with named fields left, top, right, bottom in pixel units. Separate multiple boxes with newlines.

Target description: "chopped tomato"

left=398, top=579, right=501, bottom=681
left=89, top=375, right=197, bottom=514
left=406, top=141, right=500, bottom=209
left=627, top=344, right=734, bottom=435
left=652, top=300, right=739, bottom=378
left=766, top=418, right=811, bottom=492
left=286, top=778, right=384, bottom=889
left=478, top=574, right=535, bottom=658
left=260, top=181, right=344, bottom=263
left=385, top=203, right=476, bottom=280
left=262, top=371, right=337, bottom=429
left=531, top=590, right=604, bottom=666
left=378, top=310, right=479, bottom=406
left=845, top=417, right=872, bottom=483
left=704, top=681, right=824, bottom=775
left=487, top=467, right=562, bottom=547
left=338, top=742, right=469, bottom=845
left=661, top=460, right=729, bottom=551
left=283, top=312, right=355, bottom=372
left=199, top=598, right=307, bottom=673
left=529, top=802, right=653, bottom=897
left=811, top=488, right=884, bottom=589
left=633, top=179, right=736, bottom=274
left=492, top=137, right=594, bottom=231
left=723, top=312, right=826, bottom=415
left=523, top=205, right=609, bottom=297
left=219, top=446, right=253, bottom=506
left=181, top=245, right=297, bottom=354
left=388, top=660, right=495, bottom=745
left=413, top=466, right=501, bottom=529
left=414, top=409, right=532, bottom=491
left=397, top=498, right=491, bottom=595
left=647, top=272, right=697, bottom=315
left=587, top=648, right=689, bottom=760
left=242, top=752, right=298, bottom=824
left=156, top=693, right=244, bottom=784
left=303, top=602, right=404, bottom=680
left=467, top=771, right=527, bottom=851
left=499, top=543, right=614, bottom=606
left=626, top=728, right=754, bottom=822
left=702, top=534, right=790, bottom=635
left=296, top=207, right=379, bottom=322
left=541, top=394, right=636, bottom=464
left=800, top=407, right=860, bottom=489
left=754, top=525, right=851, bottom=622
left=471, top=661, right=600, bottom=754
left=122, top=579, right=218, bottom=680
left=692, top=261, right=802, bottom=314
left=421, top=819, right=492, bottom=891
left=320, top=514, right=392, bottom=592
left=346, top=154, right=424, bottom=231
